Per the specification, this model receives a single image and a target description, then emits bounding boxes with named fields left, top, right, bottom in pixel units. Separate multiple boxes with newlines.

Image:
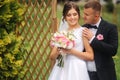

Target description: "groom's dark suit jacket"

left=83, top=18, right=118, bottom=80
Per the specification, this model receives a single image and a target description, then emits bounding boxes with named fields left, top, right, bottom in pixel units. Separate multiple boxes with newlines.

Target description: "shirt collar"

left=91, top=18, right=101, bottom=28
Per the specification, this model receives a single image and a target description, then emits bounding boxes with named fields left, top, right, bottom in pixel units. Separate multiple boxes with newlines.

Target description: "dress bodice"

left=66, top=27, right=84, bottom=60
left=73, top=27, right=84, bottom=51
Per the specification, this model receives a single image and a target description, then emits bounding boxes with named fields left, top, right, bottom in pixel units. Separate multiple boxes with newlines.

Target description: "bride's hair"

left=62, top=1, right=80, bottom=22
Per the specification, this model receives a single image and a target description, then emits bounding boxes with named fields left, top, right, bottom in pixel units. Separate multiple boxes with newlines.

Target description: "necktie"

left=85, top=24, right=98, bottom=29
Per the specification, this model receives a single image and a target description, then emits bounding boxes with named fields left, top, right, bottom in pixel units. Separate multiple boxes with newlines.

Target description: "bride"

left=48, top=1, right=94, bottom=80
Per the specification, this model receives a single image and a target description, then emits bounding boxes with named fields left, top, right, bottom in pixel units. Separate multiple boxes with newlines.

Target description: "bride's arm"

left=82, top=36, right=94, bottom=60
left=62, top=36, right=94, bottom=61
left=49, top=46, right=59, bottom=60
left=49, top=47, right=59, bottom=70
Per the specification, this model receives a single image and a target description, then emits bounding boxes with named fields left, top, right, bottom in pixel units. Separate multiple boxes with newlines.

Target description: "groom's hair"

left=84, top=0, right=101, bottom=12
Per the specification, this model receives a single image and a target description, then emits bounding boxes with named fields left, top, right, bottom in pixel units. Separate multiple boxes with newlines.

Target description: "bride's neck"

left=68, top=24, right=80, bottom=30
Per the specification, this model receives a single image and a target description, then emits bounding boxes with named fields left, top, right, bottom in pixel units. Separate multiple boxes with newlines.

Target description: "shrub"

left=105, top=0, right=114, bottom=13
left=0, top=0, right=26, bottom=80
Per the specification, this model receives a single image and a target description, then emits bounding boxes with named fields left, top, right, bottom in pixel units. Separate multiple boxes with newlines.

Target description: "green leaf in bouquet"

left=57, top=54, right=64, bottom=67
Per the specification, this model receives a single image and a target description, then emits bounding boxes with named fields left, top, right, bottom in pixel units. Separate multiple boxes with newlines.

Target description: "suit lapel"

left=95, top=19, right=105, bottom=36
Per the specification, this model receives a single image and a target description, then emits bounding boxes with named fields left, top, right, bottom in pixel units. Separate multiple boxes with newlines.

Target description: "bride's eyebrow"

left=66, top=12, right=78, bottom=17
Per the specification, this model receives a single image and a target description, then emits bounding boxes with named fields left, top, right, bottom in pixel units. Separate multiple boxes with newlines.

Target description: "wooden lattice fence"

left=18, top=0, right=57, bottom=80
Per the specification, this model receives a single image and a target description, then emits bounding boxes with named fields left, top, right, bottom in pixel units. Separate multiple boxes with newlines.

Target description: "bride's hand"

left=61, top=48, right=72, bottom=54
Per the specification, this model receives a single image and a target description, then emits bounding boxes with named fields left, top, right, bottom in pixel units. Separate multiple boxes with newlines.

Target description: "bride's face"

left=65, top=8, right=79, bottom=27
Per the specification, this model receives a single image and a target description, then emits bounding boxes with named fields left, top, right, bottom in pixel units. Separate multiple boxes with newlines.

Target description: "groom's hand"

left=83, top=28, right=94, bottom=40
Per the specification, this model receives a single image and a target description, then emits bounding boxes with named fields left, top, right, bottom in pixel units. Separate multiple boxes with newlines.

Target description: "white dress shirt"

left=87, top=18, right=101, bottom=72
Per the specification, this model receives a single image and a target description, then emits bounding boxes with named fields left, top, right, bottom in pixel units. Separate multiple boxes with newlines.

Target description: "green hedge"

left=0, top=0, right=26, bottom=80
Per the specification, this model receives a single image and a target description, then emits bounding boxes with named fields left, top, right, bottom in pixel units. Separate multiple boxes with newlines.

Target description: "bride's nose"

left=70, top=15, right=75, bottom=19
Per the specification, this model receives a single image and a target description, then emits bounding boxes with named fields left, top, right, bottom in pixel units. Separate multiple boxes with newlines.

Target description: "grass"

left=57, top=3, right=120, bottom=80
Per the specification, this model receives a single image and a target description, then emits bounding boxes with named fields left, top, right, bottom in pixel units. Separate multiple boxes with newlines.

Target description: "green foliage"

left=0, top=0, right=26, bottom=80
left=0, top=0, right=24, bottom=33
left=105, top=1, right=114, bottom=13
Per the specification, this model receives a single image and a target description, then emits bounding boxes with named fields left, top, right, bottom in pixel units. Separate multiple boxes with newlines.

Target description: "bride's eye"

left=66, top=13, right=78, bottom=17
left=73, top=13, right=78, bottom=16
left=66, top=14, right=71, bottom=17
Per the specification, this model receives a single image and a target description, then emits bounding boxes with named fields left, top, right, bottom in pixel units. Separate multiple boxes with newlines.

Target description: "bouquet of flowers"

left=50, top=30, right=75, bottom=67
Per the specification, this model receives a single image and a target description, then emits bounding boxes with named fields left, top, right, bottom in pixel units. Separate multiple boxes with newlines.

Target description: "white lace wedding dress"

left=48, top=27, right=90, bottom=80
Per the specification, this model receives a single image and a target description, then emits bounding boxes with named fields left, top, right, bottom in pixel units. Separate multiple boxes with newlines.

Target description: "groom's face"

left=83, top=8, right=98, bottom=24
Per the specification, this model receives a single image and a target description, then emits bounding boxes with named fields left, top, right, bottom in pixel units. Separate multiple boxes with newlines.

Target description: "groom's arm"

left=91, top=24, right=118, bottom=56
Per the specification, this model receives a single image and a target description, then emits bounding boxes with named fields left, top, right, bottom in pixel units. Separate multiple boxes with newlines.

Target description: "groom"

left=82, top=1, right=118, bottom=80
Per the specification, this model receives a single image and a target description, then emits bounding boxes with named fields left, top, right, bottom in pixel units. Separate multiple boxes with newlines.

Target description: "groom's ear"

left=95, top=11, right=100, bottom=18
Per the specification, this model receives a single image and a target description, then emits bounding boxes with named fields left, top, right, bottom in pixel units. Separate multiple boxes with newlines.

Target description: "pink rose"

left=50, top=31, right=75, bottom=49
left=96, top=34, right=104, bottom=40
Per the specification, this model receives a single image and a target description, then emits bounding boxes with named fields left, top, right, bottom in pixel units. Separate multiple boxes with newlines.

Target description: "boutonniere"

left=96, top=34, right=104, bottom=40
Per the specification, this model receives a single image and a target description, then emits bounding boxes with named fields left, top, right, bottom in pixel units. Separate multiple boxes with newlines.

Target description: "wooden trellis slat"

left=18, top=0, right=57, bottom=80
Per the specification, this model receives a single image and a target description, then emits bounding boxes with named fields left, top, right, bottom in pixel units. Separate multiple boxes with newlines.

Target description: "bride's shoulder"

left=79, top=26, right=84, bottom=30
